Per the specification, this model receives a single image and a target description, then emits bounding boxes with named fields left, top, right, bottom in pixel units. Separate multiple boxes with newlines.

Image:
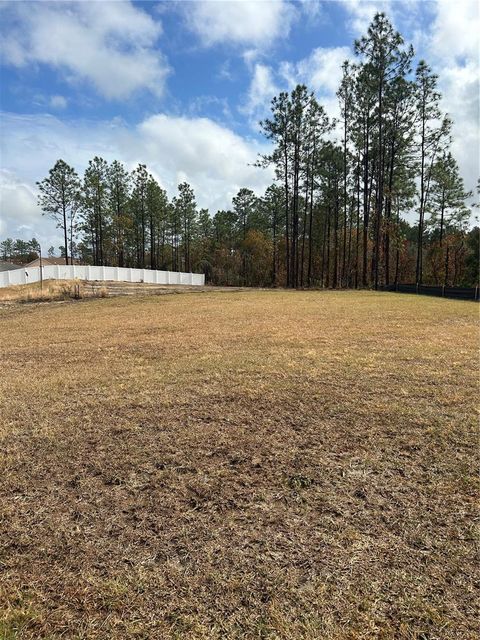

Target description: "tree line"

left=1, top=238, right=42, bottom=264
left=30, top=13, right=478, bottom=288
left=0, top=238, right=63, bottom=265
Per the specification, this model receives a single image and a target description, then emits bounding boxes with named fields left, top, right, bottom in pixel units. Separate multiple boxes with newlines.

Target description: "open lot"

left=0, top=280, right=225, bottom=305
left=0, top=290, right=478, bottom=639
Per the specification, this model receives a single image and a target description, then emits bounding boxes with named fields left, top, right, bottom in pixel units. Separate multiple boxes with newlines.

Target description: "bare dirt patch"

left=0, top=279, right=238, bottom=306
left=0, top=290, right=478, bottom=639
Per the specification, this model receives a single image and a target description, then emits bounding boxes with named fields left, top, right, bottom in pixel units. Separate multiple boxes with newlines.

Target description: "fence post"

left=442, top=284, right=445, bottom=297
left=475, top=285, right=478, bottom=301
left=416, top=282, right=419, bottom=295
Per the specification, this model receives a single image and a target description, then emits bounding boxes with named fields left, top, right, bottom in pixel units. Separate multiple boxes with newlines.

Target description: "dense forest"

left=5, top=13, right=478, bottom=287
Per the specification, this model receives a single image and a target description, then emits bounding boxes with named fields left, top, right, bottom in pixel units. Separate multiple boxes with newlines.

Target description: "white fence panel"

left=128, top=268, right=141, bottom=282
left=1, top=269, right=26, bottom=286
left=143, top=269, right=155, bottom=284
left=0, top=265, right=205, bottom=289
left=117, top=267, right=129, bottom=281
left=103, top=266, right=115, bottom=280
left=191, top=273, right=204, bottom=286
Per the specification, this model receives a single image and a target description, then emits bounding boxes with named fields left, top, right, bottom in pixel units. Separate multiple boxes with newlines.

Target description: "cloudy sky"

left=0, top=0, right=478, bottom=250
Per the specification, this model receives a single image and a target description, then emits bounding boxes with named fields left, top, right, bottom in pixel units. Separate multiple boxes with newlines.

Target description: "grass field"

left=0, top=280, right=216, bottom=304
left=0, top=290, right=478, bottom=639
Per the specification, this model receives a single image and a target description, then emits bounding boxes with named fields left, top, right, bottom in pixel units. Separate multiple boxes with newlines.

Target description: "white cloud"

left=0, top=1, right=169, bottom=100
left=136, top=114, right=273, bottom=197
left=298, top=0, right=324, bottom=22
left=242, top=45, right=352, bottom=132
left=184, top=0, right=297, bottom=47
left=50, top=95, right=68, bottom=110
left=426, top=0, right=480, bottom=194
left=439, top=60, right=479, bottom=192
left=241, top=63, right=280, bottom=127
left=280, top=46, right=352, bottom=96
left=429, top=0, right=479, bottom=62
left=283, top=46, right=354, bottom=126
left=340, top=0, right=394, bottom=34
left=0, top=170, right=62, bottom=248
left=0, top=112, right=274, bottom=245
left=340, top=0, right=426, bottom=41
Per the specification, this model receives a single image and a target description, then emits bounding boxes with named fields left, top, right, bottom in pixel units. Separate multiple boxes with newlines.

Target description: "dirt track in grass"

left=0, top=290, right=478, bottom=639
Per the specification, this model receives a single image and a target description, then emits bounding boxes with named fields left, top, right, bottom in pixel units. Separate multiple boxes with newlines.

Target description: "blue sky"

left=0, top=0, right=478, bottom=249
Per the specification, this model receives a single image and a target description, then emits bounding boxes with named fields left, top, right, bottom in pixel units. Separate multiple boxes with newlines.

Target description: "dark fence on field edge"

left=382, top=283, right=479, bottom=301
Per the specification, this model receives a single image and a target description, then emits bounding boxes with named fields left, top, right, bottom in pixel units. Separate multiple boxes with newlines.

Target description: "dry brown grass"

left=0, top=290, right=478, bottom=639
left=0, top=280, right=88, bottom=304
left=0, top=280, right=238, bottom=305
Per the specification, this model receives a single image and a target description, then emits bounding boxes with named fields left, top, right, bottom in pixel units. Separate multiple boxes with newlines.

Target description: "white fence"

left=0, top=265, right=205, bottom=288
